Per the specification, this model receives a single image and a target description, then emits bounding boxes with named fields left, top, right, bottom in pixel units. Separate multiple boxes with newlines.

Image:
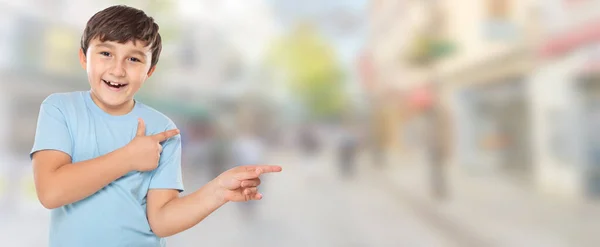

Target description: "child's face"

left=79, top=38, right=155, bottom=113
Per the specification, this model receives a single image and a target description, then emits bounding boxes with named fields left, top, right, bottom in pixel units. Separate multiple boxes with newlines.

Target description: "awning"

left=539, top=19, right=600, bottom=58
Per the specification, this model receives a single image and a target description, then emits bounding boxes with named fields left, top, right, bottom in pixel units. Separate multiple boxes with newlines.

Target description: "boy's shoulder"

left=41, top=91, right=85, bottom=106
left=134, top=100, right=177, bottom=128
left=40, top=91, right=177, bottom=128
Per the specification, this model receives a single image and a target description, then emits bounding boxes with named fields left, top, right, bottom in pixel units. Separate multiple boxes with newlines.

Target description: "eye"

left=129, top=57, right=141, bottom=62
left=99, top=51, right=111, bottom=57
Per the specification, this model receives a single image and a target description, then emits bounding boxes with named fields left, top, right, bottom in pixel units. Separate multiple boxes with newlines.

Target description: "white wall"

left=529, top=50, right=587, bottom=198
left=438, top=0, right=538, bottom=76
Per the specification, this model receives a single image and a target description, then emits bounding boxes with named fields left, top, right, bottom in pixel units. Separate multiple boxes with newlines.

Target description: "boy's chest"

left=67, top=115, right=153, bottom=200
left=70, top=116, right=138, bottom=163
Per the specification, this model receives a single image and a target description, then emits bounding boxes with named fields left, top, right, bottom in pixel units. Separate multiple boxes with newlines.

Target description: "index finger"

left=150, top=129, right=180, bottom=142
left=251, top=165, right=283, bottom=174
left=236, top=165, right=282, bottom=180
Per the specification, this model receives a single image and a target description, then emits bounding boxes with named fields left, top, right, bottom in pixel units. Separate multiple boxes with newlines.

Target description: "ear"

left=147, top=66, right=156, bottom=78
left=78, top=48, right=87, bottom=70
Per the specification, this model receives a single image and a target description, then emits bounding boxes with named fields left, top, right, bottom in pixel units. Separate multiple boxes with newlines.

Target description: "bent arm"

left=32, top=148, right=133, bottom=209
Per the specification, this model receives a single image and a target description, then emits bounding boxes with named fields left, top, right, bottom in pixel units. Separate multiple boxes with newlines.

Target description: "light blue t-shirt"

left=30, top=91, right=184, bottom=247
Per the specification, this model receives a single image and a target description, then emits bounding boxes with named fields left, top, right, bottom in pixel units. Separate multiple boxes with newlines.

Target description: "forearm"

left=149, top=180, right=226, bottom=237
left=39, top=148, right=132, bottom=208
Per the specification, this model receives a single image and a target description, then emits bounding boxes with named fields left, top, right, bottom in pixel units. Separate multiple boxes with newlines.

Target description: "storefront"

left=457, top=78, right=532, bottom=180
left=577, top=72, right=600, bottom=198
left=443, top=47, right=536, bottom=184
left=531, top=0, right=600, bottom=199
left=530, top=49, right=600, bottom=198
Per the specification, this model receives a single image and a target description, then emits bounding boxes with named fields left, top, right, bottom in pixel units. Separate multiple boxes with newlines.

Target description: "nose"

left=109, top=60, right=126, bottom=77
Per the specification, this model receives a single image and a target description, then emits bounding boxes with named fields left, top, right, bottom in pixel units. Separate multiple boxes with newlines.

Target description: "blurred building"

left=435, top=0, right=539, bottom=183
left=363, top=0, right=414, bottom=162
left=366, top=0, right=600, bottom=201
left=0, top=1, right=90, bottom=158
left=0, top=0, right=118, bottom=213
left=365, top=0, right=547, bottom=189
left=532, top=0, right=600, bottom=199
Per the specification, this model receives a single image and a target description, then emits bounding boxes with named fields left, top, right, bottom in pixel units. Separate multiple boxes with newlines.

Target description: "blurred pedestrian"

left=337, top=124, right=359, bottom=179
left=231, top=128, right=266, bottom=219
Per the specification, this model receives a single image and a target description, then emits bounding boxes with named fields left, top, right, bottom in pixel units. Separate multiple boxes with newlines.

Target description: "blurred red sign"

left=539, top=19, right=600, bottom=58
left=408, top=84, right=433, bottom=110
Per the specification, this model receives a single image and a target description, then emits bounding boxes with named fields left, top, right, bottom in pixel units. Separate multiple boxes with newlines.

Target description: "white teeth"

left=105, top=80, right=124, bottom=86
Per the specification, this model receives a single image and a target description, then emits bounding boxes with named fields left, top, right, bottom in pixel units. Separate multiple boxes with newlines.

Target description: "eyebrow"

left=95, top=43, right=148, bottom=59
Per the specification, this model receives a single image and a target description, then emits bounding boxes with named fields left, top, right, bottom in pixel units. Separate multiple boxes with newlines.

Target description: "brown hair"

left=80, top=5, right=162, bottom=68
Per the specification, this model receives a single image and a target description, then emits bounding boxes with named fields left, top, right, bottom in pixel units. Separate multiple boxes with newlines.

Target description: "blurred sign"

left=405, top=33, right=456, bottom=66
left=539, top=19, right=600, bottom=58
left=487, top=0, right=511, bottom=20
left=482, top=0, right=519, bottom=41
left=483, top=21, right=518, bottom=41
left=408, top=84, right=433, bottom=111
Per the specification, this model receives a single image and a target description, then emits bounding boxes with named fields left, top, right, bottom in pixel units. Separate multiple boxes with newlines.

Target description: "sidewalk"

left=367, top=153, right=600, bottom=247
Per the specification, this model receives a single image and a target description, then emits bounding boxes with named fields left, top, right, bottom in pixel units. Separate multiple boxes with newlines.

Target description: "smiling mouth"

left=102, top=79, right=128, bottom=89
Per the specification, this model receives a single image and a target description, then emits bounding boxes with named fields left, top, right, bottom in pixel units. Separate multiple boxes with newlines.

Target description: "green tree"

left=267, top=23, right=347, bottom=119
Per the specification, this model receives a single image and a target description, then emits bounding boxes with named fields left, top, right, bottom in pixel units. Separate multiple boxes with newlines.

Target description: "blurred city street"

left=4, top=0, right=600, bottom=246
left=7, top=144, right=600, bottom=247
left=377, top=154, right=600, bottom=247
left=166, top=147, right=460, bottom=247
left=1, top=147, right=457, bottom=247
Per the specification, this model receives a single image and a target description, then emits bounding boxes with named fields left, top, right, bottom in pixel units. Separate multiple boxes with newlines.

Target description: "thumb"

left=136, top=118, right=146, bottom=136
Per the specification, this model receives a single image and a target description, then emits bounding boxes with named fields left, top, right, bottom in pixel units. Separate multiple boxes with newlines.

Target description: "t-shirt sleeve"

left=149, top=122, right=184, bottom=192
left=30, top=96, right=73, bottom=159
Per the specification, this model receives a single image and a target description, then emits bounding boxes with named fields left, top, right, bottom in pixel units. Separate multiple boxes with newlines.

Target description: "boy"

left=30, top=5, right=281, bottom=247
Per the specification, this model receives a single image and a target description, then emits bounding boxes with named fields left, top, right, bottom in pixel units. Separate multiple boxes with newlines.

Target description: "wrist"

left=116, top=144, right=135, bottom=172
left=208, top=178, right=228, bottom=206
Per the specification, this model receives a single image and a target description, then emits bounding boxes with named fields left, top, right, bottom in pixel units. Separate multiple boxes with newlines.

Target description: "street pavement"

left=0, top=149, right=462, bottom=247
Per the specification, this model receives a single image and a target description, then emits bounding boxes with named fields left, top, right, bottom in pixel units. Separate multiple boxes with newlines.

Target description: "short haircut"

left=80, top=5, right=162, bottom=68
